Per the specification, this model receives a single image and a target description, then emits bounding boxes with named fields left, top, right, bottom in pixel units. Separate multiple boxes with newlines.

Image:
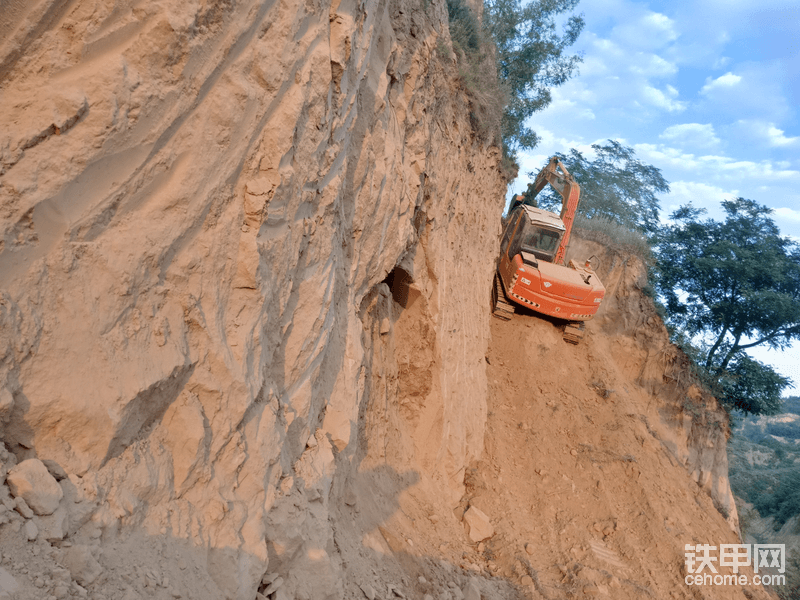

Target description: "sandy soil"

left=469, top=310, right=770, bottom=599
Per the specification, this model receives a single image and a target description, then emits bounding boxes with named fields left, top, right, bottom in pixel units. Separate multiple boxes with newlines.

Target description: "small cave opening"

left=382, top=266, right=413, bottom=309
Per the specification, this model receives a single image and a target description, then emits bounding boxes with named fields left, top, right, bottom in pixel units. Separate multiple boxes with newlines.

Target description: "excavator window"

left=510, top=220, right=562, bottom=263
left=501, top=208, right=524, bottom=256
left=522, top=226, right=560, bottom=254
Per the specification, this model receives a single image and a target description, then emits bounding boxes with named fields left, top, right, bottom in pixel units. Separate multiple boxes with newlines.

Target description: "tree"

left=445, top=0, right=507, bottom=149
left=717, top=353, right=788, bottom=415
left=655, top=198, right=800, bottom=414
left=532, top=140, right=669, bottom=234
left=483, top=0, right=584, bottom=158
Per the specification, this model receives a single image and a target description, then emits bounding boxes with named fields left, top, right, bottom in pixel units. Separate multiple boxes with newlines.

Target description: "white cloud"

left=509, top=131, right=602, bottom=200
left=634, top=143, right=697, bottom=171
left=700, top=72, right=742, bottom=95
left=629, top=53, right=678, bottom=78
left=633, top=143, right=800, bottom=187
left=612, top=11, right=679, bottom=50
left=774, top=207, right=800, bottom=223
left=665, top=181, right=736, bottom=213
left=552, top=29, right=685, bottom=120
left=516, top=128, right=597, bottom=164
left=644, top=12, right=677, bottom=35
left=731, top=120, right=800, bottom=148
left=696, top=64, right=791, bottom=121
left=695, top=155, right=800, bottom=179
left=766, top=125, right=799, bottom=147
left=545, top=86, right=597, bottom=120
left=518, top=0, right=800, bottom=266
left=576, top=53, right=610, bottom=78
left=642, top=85, right=687, bottom=112
left=712, top=56, right=731, bottom=69
left=660, top=123, right=720, bottom=148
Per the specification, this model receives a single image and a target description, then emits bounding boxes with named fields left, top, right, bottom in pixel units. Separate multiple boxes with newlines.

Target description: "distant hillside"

left=730, top=396, right=800, bottom=526
left=729, top=396, right=800, bottom=599
left=736, top=396, right=800, bottom=444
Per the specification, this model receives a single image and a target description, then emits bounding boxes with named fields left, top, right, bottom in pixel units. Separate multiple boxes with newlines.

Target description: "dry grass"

left=572, top=215, right=653, bottom=262
left=444, top=0, right=506, bottom=148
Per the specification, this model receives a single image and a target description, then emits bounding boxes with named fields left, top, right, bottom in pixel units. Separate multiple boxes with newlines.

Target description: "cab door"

left=499, top=207, right=524, bottom=286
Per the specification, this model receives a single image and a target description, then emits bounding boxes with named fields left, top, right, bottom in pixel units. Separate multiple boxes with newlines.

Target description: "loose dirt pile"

left=475, top=301, right=759, bottom=599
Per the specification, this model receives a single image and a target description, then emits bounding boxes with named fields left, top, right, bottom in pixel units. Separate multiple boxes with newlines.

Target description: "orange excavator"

left=492, top=157, right=605, bottom=343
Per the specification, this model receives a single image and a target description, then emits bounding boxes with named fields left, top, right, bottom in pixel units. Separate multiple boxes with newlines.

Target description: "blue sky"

left=510, top=0, right=800, bottom=391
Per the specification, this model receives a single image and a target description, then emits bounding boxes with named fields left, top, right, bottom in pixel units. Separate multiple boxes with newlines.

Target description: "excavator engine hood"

left=505, top=255, right=605, bottom=320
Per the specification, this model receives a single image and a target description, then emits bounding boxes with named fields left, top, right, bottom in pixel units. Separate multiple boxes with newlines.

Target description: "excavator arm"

left=528, top=157, right=581, bottom=265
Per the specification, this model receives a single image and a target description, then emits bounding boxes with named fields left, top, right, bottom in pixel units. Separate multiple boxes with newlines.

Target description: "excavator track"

left=492, top=273, right=515, bottom=321
left=562, top=322, right=585, bottom=344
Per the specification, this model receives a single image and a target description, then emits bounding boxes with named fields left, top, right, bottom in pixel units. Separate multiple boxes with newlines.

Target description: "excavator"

left=492, top=157, right=605, bottom=344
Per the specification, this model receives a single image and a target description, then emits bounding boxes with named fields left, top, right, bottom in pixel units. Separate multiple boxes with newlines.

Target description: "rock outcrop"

left=6, top=459, right=63, bottom=516
left=1, top=0, right=503, bottom=598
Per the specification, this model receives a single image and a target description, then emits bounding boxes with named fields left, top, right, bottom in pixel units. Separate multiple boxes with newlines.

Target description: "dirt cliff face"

left=0, top=0, right=503, bottom=598
left=0, top=2, right=762, bottom=600
left=319, top=232, right=771, bottom=600
left=568, top=234, right=740, bottom=530
left=464, top=232, right=765, bottom=599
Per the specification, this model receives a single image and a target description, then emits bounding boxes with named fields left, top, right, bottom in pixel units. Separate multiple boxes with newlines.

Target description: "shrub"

left=444, top=0, right=507, bottom=148
left=572, top=214, right=653, bottom=262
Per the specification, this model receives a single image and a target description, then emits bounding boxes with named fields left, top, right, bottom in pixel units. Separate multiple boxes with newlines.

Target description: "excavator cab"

left=500, top=204, right=567, bottom=268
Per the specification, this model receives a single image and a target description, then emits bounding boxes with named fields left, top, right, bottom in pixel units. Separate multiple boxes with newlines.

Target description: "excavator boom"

left=528, top=157, right=580, bottom=265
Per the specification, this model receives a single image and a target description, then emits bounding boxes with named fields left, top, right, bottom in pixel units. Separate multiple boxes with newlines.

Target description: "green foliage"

left=729, top=404, right=800, bottom=597
left=728, top=431, right=800, bottom=528
left=776, top=552, right=800, bottom=600
left=733, top=396, right=800, bottom=443
left=436, top=37, right=453, bottom=60
left=768, top=422, right=800, bottom=440
left=777, top=558, right=800, bottom=600
left=754, top=469, right=800, bottom=529
left=761, top=436, right=791, bottom=457
left=654, top=198, right=800, bottom=415
left=442, top=0, right=585, bottom=164
left=785, top=396, right=800, bottom=415
left=533, top=141, right=669, bottom=234
left=483, top=0, right=584, bottom=158
left=447, top=0, right=480, bottom=52
left=718, top=354, right=788, bottom=415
